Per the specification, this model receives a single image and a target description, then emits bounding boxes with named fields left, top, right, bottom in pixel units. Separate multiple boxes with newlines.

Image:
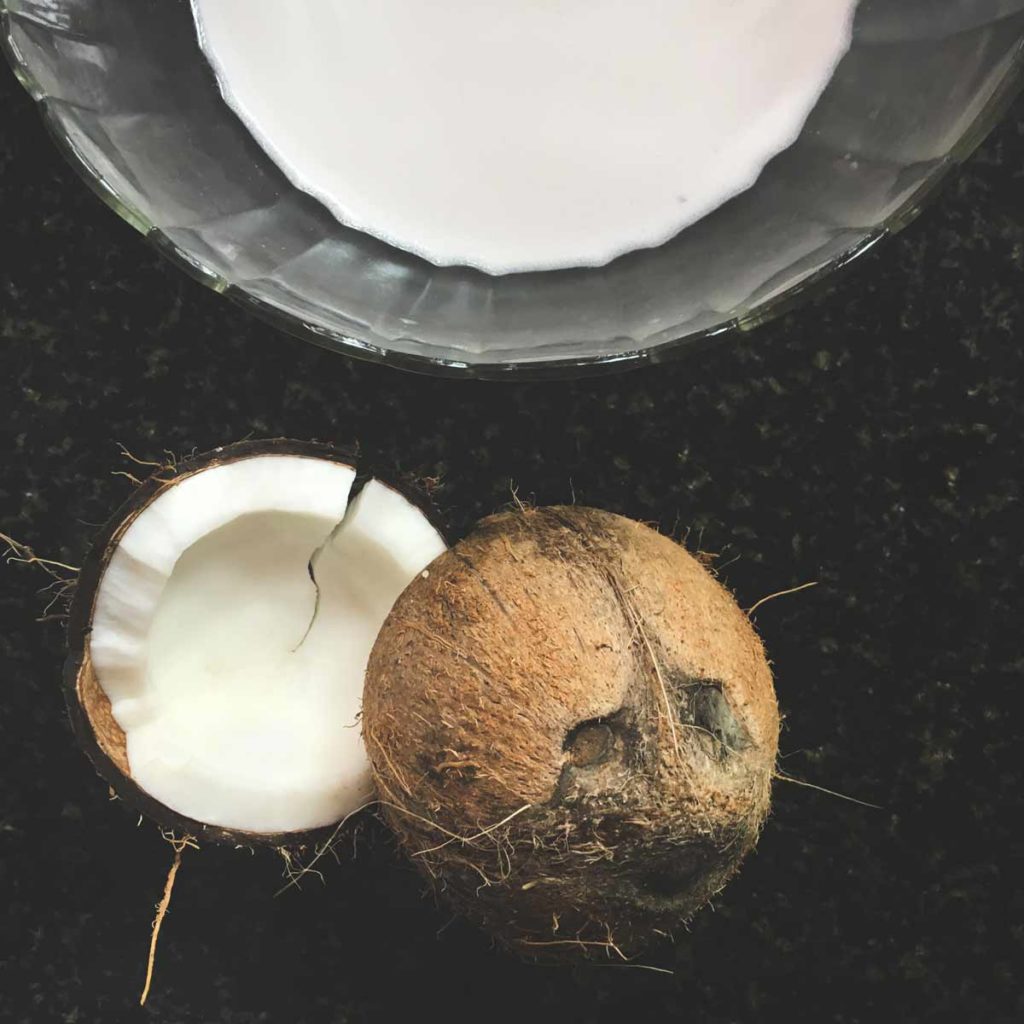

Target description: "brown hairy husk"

left=364, top=506, right=779, bottom=960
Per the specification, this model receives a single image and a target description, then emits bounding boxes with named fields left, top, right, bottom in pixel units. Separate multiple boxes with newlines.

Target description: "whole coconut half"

left=363, top=506, right=779, bottom=959
left=66, top=439, right=446, bottom=848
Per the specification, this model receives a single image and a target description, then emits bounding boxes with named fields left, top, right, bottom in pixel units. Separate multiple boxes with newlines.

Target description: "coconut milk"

left=193, top=0, right=858, bottom=275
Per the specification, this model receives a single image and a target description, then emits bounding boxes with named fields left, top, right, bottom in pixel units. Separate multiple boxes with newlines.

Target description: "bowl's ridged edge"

left=2, top=5, right=1023, bottom=380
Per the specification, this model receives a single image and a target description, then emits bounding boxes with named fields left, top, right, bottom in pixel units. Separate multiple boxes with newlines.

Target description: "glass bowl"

left=3, top=0, right=1023, bottom=378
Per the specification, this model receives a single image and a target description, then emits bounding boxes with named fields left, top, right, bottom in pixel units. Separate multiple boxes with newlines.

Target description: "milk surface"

left=193, top=0, right=858, bottom=275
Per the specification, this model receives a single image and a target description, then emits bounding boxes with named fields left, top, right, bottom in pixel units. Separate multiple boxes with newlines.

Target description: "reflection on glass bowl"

left=3, top=0, right=1023, bottom=378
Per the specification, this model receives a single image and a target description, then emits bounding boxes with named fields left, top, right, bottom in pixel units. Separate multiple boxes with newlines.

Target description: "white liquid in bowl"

left=192, top=0, right=858, bottom=275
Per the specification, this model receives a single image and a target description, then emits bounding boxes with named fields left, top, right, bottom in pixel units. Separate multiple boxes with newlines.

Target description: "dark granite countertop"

left=1, top=58, right=1022, bottom=1024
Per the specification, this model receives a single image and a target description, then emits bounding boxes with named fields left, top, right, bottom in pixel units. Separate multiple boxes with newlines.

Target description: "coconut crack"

left=292, top=497, right=356, bottom=654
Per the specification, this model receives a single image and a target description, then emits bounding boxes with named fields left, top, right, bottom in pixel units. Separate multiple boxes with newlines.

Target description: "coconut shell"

left=363, top=506, right=779, bottom=959
left=65, top=438, right=443, bottom=849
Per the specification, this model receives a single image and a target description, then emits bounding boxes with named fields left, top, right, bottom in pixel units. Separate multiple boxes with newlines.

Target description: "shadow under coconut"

left=136, top=815, right=679, bottom=1020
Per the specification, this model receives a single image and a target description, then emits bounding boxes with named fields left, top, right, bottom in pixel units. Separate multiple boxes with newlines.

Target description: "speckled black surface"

left=2, top=56, right=1023, bottom=1022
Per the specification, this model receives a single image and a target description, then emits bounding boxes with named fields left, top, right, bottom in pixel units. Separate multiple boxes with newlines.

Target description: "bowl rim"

left=3, top=4, right=1023, bottom=380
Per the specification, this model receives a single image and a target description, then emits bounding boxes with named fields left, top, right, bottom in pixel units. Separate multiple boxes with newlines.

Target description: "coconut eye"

left=551, top=713, right=631, bottom=803
left=564, top=718, right=616, bottom=768
left=686, top=682, right=750, bottom=755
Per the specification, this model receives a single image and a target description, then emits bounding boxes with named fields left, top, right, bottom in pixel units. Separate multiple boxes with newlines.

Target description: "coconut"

left=66, top=439, right=446, bottom=847
left=363, top=506, right=778, bottom=959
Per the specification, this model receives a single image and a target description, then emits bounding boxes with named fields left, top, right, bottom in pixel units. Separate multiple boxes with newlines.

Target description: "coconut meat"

left=87, top=454, right=446, bottom=835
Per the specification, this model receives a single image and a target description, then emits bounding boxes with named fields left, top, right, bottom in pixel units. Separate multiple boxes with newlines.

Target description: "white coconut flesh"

left=87, top=454, right=446, bottom=835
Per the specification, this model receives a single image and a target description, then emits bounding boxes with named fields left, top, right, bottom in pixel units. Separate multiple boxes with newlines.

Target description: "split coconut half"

left=66, top=440, right=446, bottom=845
